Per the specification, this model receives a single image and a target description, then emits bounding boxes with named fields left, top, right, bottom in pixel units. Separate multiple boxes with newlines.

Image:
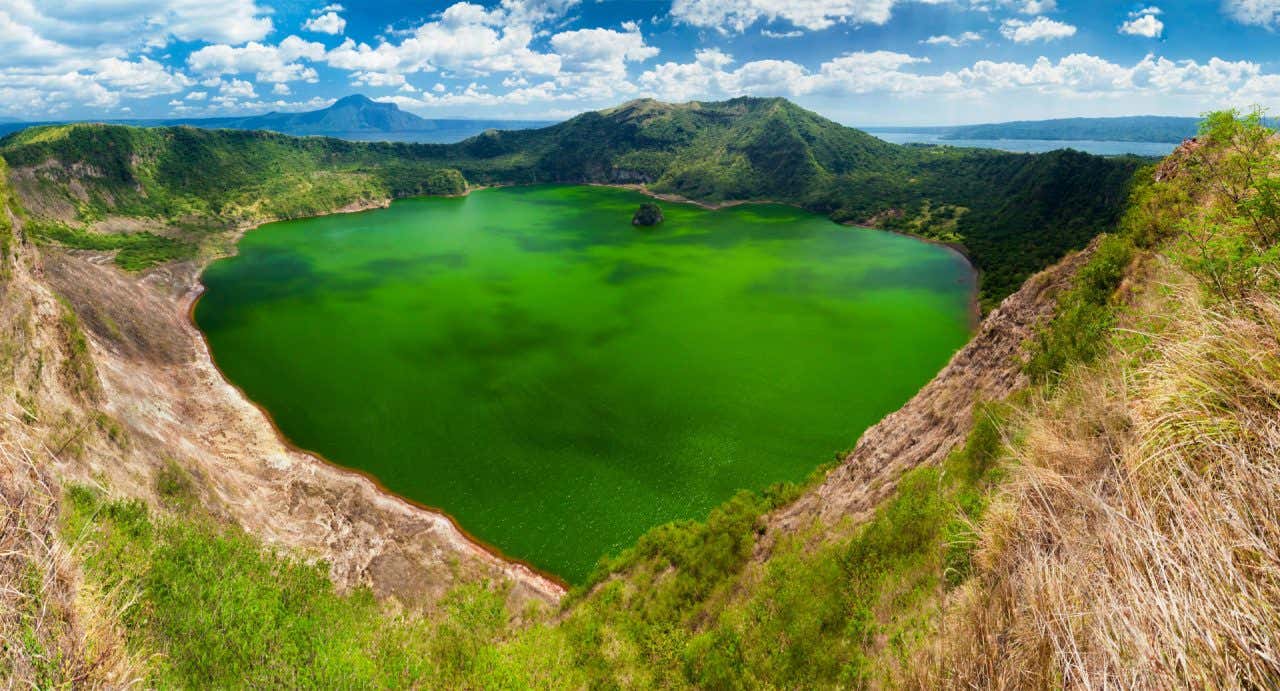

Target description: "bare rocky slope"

left=762, top=237, right=1098, bottom=551
left=0, top=110, right=1125, bottom=685
left=0, top=185, right=563, bottom=614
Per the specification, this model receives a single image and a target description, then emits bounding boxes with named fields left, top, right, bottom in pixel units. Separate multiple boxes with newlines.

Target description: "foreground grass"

left=35, top=111, right=1280, bottom=687
left=62, top=418, right=1009, bottom=688
left=63, top=481, right=590, bottom=688
left=915, top=110, right=1280, bottom=687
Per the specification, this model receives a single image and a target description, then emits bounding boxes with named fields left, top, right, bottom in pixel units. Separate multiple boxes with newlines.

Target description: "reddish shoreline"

left=184, top=183, right=982, bottom=595
left=186, top=198, right=571, bottom=594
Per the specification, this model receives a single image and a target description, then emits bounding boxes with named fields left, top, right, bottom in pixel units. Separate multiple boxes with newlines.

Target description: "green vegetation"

left=62, top=483, right=577, bottom=688
left=0, top=123, right=466, bottom=229
left=54, top=296, right=98, bottom=397
left=402, top=97, right=1139, bottom=308
left=1, top=98, right=1137, bottom=307
left=1172, top=109, right=1280, bottom=301
left=27, top=221, right=195, bottom=271
left=631, top=201, right=663, bottom=226
left=1024, top=232, right=1134, bottom=384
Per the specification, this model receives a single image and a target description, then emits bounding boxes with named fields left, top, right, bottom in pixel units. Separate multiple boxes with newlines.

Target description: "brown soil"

left=757, top=237, right=1098, bottom=555
left=29, top=202, right=564, bottom=609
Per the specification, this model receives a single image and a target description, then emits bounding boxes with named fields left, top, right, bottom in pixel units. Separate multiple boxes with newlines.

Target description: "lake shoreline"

left=186, top=197, right=573, bottom=595
left=185, top=182, right=981, bottom=586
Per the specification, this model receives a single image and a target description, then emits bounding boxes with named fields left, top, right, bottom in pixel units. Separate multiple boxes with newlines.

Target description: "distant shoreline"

left=466, top=181, right=984, bottom=328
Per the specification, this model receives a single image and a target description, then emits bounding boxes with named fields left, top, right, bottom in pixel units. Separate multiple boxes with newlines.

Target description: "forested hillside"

left=3, top=90, right=1274, bottom=686
left=401, top=97, right=1142, bottom=307
left=13, top=110, right=1272, bottom=688
left=2, top=97, right=1139, bottom=307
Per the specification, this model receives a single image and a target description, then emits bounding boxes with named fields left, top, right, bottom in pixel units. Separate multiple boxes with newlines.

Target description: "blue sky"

left=5, top=0, right=1280, bottom=125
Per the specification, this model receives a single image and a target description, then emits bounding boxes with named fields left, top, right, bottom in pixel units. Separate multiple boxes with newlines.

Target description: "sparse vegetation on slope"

left=9, top=103, right=1262, bottom=689
left=915, top=109, right=1280, bottom=687
left=1, top=123, right=467, bottom=269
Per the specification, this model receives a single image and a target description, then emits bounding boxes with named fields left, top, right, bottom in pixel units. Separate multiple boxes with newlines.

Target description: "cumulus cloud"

left=188, top=36, right=327, bottom=83
left=670, top=0, right=948, bottom=34
left=550, top=28, right=658, bottom=77
left=303, top=11, right=347, bottom=35
left=323, top=2, right=562, bottom=82
left=921, top=31, right=983, bottom=46
left=319, top=1, right=656, bottom=104
left=1000, top=16, right=1077, bottom=42
left=628, top=49, right=1273, bottom=108
left=1120, top=7, right=1164, bottom=38
left=969, top=0, right=1056, bottom=15
left=1223, top=0, right=1280, bottom=27
left=0, top=0, right=275, bottom=116
left=0, top=0, right=274, bottom=62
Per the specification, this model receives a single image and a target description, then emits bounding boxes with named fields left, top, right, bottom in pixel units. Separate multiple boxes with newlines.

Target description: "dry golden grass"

left=0, top=436, right=139, bottom=687
left=916, top=269, right=1280, bottom=689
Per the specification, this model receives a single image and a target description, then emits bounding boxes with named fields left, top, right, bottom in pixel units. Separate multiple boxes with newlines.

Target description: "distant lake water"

left=195, top=185, right=976, bottom=582
left=871, top=131, right=1177, bottom=157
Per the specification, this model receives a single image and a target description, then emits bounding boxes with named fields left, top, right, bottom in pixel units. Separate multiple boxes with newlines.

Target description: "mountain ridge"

left=3, top=99, right=1274, bottom=687
left=0, top=95, right=1140, bottom=308
left=0, top=95, right=554, bottom=143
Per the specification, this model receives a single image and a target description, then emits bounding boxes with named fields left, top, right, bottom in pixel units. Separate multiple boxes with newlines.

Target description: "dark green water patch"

left=194, top=185, right=976, bottom=583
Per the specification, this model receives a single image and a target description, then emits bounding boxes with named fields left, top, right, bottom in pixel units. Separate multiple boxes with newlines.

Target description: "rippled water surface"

left=195, top=185, right=976, bottom=581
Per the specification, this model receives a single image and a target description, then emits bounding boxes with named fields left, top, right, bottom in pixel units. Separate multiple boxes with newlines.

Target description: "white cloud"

left=636, top=50, right=947, bottom=102
left=1000, top=16, right=1077, bottom=42
left=0, top=0, right=276, bottom=116
left=93, top=56, right=192, bottom=94
left=550, top=28, right=658, bottom=77
left=1120, top=7, right=1164, bottom=38
left=1014, top=0, right=1056, bottom=13
left=761, top=28, right=803, bottom=38
left=627, top=49, right=1277, bottom=112
left=921, top=31, right=983, bottom=46
left=1223, top=0, right=1280, bottom=27
left=220, top=78, right=258, bottom=98
left=322, top=2, right=562, bottom=83
left=188, top=36, right=327, bottom=83
left=0, top=0, right=274, bottom=64
left=670, top=0, right=948, bottom=33
left=303, top=11, right=347, bottom=35
left=319, top=1, right=658, bottom=104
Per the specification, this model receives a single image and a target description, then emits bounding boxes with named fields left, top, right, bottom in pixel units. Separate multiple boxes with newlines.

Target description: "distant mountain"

left=0, top=95, right=554, bottom=143
left=867, top=116, right=1202, bottom=144
left=194, top=94, right=433, bottom=134
left=0, top=96, right=1140, bottom=307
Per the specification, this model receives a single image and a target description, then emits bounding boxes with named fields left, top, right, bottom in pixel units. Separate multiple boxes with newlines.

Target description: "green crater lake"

left=195, top=185, right=976, bottom=582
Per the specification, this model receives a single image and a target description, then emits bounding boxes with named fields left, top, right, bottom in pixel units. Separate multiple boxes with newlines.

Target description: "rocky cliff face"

left=761, top=238, right=1098, bottom=550
left=2, top=192, right=563, bottom=610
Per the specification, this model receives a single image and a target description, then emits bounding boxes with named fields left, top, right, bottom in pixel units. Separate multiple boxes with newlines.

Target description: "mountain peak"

left=332, top=94, right=379, bottom=108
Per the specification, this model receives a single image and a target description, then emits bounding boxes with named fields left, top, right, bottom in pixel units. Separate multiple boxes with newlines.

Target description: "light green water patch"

left=195, top=185, right=975, bottom=583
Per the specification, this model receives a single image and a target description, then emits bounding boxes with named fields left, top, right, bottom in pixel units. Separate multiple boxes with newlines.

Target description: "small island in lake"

left=632, top=202, right=664, bottom=226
